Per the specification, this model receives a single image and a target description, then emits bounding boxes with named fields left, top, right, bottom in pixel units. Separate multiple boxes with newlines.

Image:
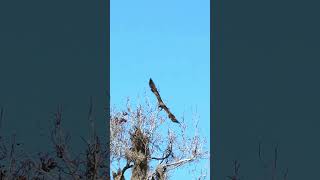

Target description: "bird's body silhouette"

left=149, top=78, right=180, bottom=124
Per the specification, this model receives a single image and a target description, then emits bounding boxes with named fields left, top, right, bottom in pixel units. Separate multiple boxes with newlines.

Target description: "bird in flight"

left=149, top=78, right=180, bottom=124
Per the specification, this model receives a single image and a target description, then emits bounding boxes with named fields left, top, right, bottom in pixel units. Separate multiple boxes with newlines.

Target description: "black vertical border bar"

left=105, top=0, right=111, bottom=177
left=211, top=0, right=220, bottom=179
left=0, top=0, right=111, bottom=177
left=210, top=0, right=213, bottom=178
left=98, top=0, right=110, bottom=177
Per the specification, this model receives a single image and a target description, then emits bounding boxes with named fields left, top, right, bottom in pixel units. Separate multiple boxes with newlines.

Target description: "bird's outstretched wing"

left=149, top=78, right=180, bottom=124
left=149, top=78, right=165, bottom=107
left=162, top=105, right=179, bottom=124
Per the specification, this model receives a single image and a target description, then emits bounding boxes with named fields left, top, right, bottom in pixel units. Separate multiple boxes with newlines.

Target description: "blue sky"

left=111, top=0, right=210, bottom=179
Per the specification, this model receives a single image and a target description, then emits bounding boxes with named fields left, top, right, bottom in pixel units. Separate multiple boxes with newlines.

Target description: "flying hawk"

left=149, top=78, right=180, bottom=124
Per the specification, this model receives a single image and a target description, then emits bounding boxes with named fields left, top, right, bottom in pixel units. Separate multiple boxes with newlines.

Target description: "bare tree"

left=0, top=81, right=209, bottom=180
left=0, top=102, right=110, bottom=180
left=110, top=96, right=209, bottom=180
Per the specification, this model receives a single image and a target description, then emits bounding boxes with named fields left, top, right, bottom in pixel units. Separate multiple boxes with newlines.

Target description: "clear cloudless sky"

left=111, top=0, right=210, bottom=179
